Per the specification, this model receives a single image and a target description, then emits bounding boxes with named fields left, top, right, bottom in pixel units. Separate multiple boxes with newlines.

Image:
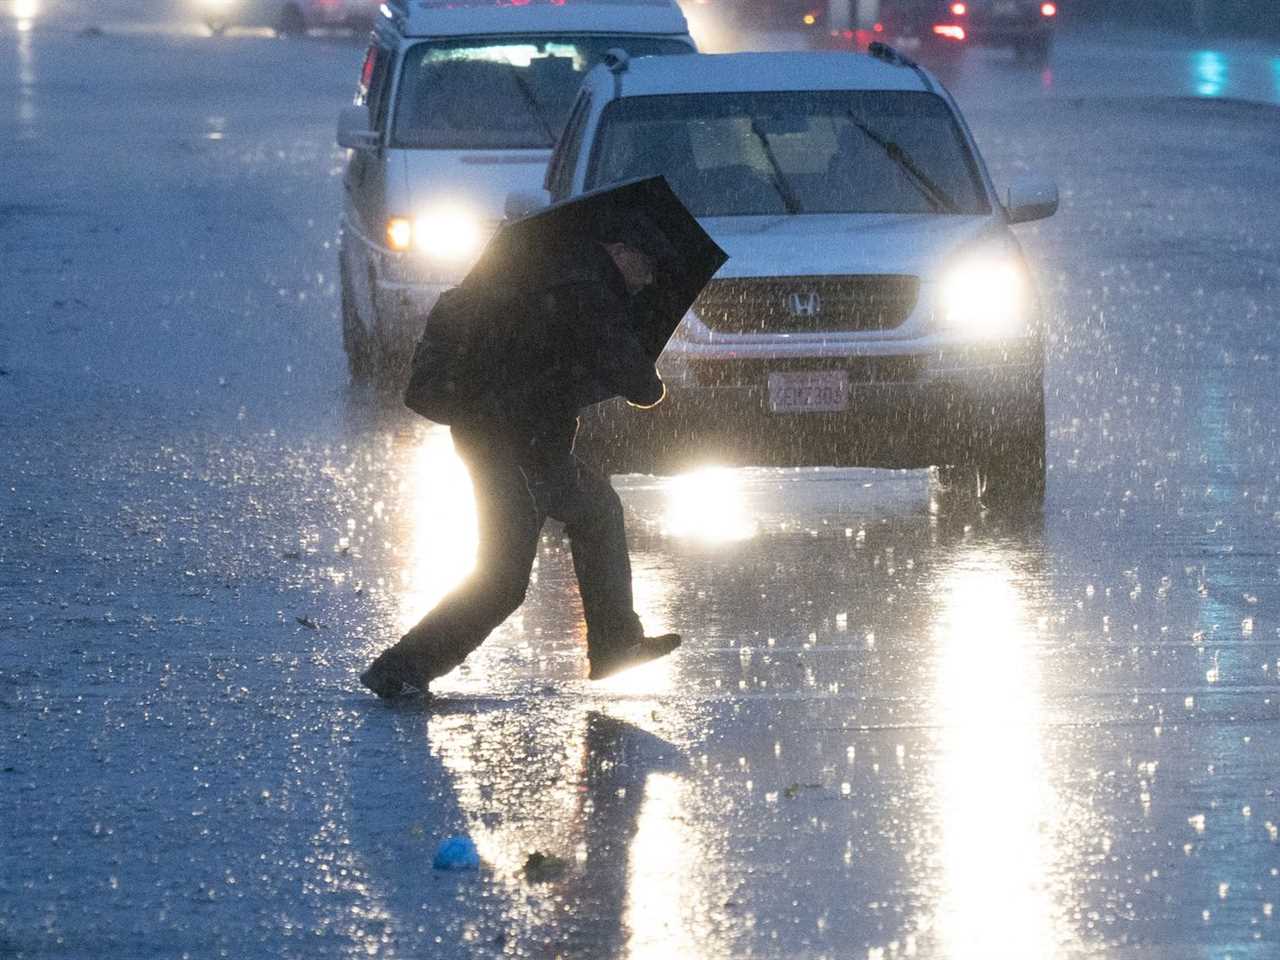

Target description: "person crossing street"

left=360, top=223, right=683, bottom=700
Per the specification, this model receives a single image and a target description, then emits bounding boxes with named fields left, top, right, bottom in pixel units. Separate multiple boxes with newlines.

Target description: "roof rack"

left=381, top=0, right=408, bottom=29
left=602, top=47, right=630, bottom=96
left=601, top=47, right=630, bottom=73
left=867, top=41, right=934, bottom=93
left=867, top=41, right=914, bottom=68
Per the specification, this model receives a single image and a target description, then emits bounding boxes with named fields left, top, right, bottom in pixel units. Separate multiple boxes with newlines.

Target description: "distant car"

left=335, top=0, right=697, bottom=378
left=197, top=0, right=379, bottom=36
left=863, top=0, right=970, bottom=66
left=807, top=0, right=970, bottom=69
left=960, top=0, right=1058, bottom=64
left=543, top=47, right=1060, bottom=499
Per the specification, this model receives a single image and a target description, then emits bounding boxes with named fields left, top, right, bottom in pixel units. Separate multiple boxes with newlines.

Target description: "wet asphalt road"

left=2, top=10, right=1280, bottom=959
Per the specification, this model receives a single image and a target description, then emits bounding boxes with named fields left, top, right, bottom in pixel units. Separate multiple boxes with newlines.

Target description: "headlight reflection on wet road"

left=426, top=706, right=719, bottom=956
left=932, top=549, right=1066, bottom=958
left=662, top=467, right=758, bottom=543
left=15, top=11, right=36, bottom=126
left=12, top=0, right=38, bottom=27
left=397, top=428, right=476, bottom=635
left=625, top=772, right=702, bottom=960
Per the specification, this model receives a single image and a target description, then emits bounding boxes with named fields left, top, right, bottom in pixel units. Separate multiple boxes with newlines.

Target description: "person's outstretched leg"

left=539, top=451, right=680, bottom=679
left=361, top=428, right=543, bottom=698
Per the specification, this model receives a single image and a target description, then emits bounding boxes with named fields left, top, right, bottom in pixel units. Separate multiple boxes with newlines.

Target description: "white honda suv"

left=544, top=46, right=1059, bottom=499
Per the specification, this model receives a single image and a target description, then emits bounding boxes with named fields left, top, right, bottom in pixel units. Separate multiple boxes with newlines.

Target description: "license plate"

left=994, top=0, right=1020, bottom=14
left=767, top=370, right=849, bottom=414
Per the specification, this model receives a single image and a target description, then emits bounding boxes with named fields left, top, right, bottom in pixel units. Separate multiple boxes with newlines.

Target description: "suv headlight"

left=941, top=257, right=1029, bottom=337
left=386, top=207, right=484, bottom=263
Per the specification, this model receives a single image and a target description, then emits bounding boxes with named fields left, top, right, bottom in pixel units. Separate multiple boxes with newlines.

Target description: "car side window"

left=546, top=94, right=591, bottom=201
left=356, top=42, right=377, bottom=105
left=357, top=42, right=395, bottom=132
left=370, top=49, right=396, bottom=132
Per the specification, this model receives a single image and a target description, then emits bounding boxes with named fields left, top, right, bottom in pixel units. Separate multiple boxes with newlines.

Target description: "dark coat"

left=478, top=243, right=664, bottom=443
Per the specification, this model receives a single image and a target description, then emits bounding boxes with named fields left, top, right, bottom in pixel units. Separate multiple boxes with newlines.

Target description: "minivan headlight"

left=385, top=208, right=484, bottom=263
left=941, top=257, right=1028, bottom=337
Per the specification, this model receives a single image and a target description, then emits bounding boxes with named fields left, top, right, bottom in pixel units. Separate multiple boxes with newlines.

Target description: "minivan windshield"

left=391, top=36, right=693, bottom=149
left=587, top=90, right=990, bottom=215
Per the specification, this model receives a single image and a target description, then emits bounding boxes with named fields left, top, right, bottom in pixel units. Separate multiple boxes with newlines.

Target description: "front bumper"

left=372, top=249, right=463, bottom=350
left=576, top=341, right=1044, bottom=472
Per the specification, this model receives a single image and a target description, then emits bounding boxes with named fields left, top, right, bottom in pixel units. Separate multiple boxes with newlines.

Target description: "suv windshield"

left=587, top=90, right=990, bottom=216
left=392, top=36, right=693, bottom=149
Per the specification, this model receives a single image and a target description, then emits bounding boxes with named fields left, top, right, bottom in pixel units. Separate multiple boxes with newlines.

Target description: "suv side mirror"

left=504, top=189, right=550, bottom=221
left=337, top=105, right=379, bottom=150
left=1005, top=174, right=1059, bottom=224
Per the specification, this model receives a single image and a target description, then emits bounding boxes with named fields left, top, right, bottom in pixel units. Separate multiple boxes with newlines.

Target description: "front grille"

left=693, top=275, right=920, bottom=335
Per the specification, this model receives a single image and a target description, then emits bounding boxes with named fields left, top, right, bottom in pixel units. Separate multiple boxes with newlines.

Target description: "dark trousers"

left=397, top=423, right=644, bottom=680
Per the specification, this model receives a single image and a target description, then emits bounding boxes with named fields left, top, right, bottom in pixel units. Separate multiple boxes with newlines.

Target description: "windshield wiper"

left=508, top=69, right=557, bottom=148
left=747, top=119, right=803, bottom=215
left=844, top=112, right=961, bottom=214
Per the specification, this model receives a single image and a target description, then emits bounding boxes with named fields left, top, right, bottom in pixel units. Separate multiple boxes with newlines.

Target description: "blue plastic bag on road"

left=433, top=835, right=480, bottom=871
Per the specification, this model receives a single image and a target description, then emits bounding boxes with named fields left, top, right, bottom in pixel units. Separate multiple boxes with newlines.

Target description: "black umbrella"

left=464, top=175, right=728, bottom=367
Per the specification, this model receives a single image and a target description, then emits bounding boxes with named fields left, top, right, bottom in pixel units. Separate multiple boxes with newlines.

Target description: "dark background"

left=725, top=0, right=1280, bottom=40
left=1067, top=0, right=1280, bottom=38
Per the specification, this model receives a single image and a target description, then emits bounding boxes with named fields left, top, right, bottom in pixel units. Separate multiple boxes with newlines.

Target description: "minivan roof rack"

left=381, top=0, right=408, bottom=28
left=867, top=41, right=914, bottom=68
left=601, top=47, right=630, bottom=73
left=867, top=41, right=934, bottom=92
left=602, top=47, right=629, bottom=96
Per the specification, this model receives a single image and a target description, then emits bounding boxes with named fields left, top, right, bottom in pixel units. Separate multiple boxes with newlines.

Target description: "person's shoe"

left=360, top=646, right=433, bottom=700
left=588, top=634, right=682, bottom=681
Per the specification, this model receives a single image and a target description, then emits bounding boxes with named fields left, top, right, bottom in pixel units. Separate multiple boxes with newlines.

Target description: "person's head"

left=597, top=209, right=670, bottom=293
left=603, top=241, right=658, bottom=293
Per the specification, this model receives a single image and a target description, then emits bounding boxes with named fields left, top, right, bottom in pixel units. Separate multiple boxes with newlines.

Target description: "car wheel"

left=936, top=378, right=1046, bottom=506
left=977, top=428, right=1045, bottom=505
left=275, top=3, right=306, bottom=36
left=340, top=260, right=375, bottom=382
left=977, top=383, right=1047, bottom=504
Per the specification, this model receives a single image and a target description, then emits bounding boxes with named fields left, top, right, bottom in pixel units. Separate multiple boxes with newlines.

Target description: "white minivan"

left=335, top=0, right=696, bottom=377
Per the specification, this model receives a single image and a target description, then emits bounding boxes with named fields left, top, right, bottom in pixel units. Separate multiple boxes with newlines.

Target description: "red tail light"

left=1040, top=2, right=1057, bottom=15
left=932, top=23, right=966, bottom=40
left=951, top=2, right=967, bottom=15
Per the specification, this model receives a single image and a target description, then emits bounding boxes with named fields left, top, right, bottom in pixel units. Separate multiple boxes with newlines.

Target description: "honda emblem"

left=787, top=291, right=821, bottom=317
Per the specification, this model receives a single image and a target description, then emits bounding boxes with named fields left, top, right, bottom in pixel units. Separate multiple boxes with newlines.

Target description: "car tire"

left=978, top=380, right=1047, bottom=504
left=936, top=377, right=1046, bottom=506
left=340, top=260, right=375, bottom=382
left=977, top=426, right=1045, bottom=505
left=275, top=3, right=306, bottom=36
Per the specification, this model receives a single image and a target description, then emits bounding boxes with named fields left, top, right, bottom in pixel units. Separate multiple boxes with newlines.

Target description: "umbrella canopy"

left=464, top=175, right=728, bottom=366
